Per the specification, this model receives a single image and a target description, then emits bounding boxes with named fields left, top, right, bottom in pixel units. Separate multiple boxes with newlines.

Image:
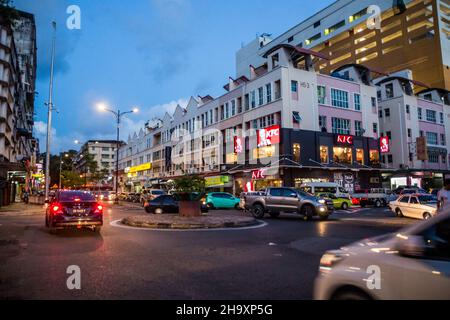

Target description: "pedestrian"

left=437, top=179, right=450, bottom=212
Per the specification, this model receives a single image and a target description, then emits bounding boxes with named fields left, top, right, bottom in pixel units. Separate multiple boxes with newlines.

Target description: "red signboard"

left=234, top=136, right=243, bottom=154
left=336, top=135, right=354, bottom=145
left=257, top=125, right=281, bottom=148
left=252, top=169, right=266, bottom=180
left=380, top=136, right=390, bottom=154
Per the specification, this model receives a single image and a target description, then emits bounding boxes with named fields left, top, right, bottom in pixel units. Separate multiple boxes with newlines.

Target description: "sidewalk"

left=0, top=203, right=45, bottom=216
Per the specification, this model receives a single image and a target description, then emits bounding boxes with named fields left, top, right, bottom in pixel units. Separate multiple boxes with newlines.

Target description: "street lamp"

left=97, top=103, right=139, bottom=204
left=59, top=153, right=69, bottom=190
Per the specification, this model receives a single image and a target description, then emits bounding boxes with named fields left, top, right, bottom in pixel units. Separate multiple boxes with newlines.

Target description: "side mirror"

left=397, top=236, right=426, bottom=258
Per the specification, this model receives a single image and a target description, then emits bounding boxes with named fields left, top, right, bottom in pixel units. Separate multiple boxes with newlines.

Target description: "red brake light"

left=97, top=205, right=103, bottom=211
left=74, top=198, right=81, bottom=202
left=94, top=204, right=103, bottom=214
left=52, top=203, right=63, bottom=214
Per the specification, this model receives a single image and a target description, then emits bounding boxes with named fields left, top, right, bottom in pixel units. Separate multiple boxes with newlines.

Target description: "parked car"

left=314, top=211, right=450, bottom=300
left=140, top=189, right=167, bottom=206
left=144, top=195, right=208, bottom=214
left=45, top=190, right=103, bottom=233
left=206, top=192, right=240, bottom=210
left=317, top=193, right=352, bottom=210
left=95, top=191, right=114, bottom=202
left=242, top=187, right=333, bottom=220
left=389, top=194, right=438, bottom=220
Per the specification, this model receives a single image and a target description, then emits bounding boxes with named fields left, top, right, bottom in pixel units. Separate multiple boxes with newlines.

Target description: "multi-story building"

left=76, top=140, right=121, bottom=178
left=236, top=0, right=450, bottom=90
left=0, top=9, right=37, bottom=204
left=119, top=46, right=384, bottom=194
left=377, top=76, right=450, bottom=189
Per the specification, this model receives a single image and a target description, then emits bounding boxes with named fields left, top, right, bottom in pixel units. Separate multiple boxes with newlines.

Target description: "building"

left=119, top=45, right=384, bottom=194
left=377, top=76, right=450, bottom=189
left=236, top=0, right=450, bottom=90
left=0, top=8, right=37, bottom=204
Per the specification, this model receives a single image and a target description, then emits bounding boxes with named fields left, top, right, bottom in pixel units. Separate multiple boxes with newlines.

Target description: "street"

left=0, top=204, right=416, bottom=300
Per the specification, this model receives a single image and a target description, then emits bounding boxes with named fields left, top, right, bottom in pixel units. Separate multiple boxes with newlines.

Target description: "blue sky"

left=15, top=0, right=333, bottom=153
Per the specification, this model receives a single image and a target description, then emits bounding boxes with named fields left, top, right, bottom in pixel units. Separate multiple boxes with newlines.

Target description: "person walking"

left=437, top=180, right=450, bottom=212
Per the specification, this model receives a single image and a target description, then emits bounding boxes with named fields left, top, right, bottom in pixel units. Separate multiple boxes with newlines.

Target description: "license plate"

left=72, top=209, right=86, bottom=214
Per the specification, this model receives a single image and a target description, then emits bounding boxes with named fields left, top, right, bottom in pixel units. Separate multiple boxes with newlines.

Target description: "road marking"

left=110, top=219, right=268, bottom=232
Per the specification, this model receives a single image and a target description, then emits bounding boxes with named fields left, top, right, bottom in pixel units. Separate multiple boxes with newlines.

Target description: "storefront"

left=205, top=175, right=233, bottom=193
left=383, top=170, right=449, bottom=190
left=122, top=163, right=152, bottom=192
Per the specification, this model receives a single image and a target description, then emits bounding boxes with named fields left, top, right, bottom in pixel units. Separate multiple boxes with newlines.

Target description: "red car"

left=45, top=191, right=103, bottom=234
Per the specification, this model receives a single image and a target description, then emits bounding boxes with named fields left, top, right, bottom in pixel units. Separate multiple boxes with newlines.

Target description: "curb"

left=121, top=217, right=259, bottom=230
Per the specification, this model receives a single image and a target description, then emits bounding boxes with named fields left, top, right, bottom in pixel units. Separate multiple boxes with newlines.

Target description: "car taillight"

left=52, top=203, right=63, bottom=215
left=94, top=204, right=103, bottom=214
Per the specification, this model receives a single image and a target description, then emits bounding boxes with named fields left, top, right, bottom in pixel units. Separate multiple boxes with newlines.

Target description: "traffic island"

left=121, top=213, right=260, bottom=230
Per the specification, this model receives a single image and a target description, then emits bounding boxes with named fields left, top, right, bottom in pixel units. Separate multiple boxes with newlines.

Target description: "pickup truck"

left=242, top=187, right=333, bottom=220
left=351, top=188, right=390, bottom=208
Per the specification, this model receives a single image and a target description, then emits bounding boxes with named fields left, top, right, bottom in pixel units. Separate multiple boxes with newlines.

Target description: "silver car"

left=389, top=194, right=438, bottom=220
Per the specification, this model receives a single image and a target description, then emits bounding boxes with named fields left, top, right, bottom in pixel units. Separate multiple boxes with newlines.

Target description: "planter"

left=179, top=200, right=201, bottom=217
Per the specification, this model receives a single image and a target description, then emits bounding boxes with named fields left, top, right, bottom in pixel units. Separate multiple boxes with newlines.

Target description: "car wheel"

left=396, top=208, right=404, bottom=217
left=252, top=204, right=265, bottom=219
left=155, top=208, right=163, bottom=215
left=333, top=290, right=371, bottom=300
left=300, top=205, right=314, bottom=221
left=423, top=212, right=432, bottom=220
left=269, top=212, right=280, bottom=219
left=374, top=200, right=382, bottom=208
left=341, top=202, right=349, bottom=210
left=207, top=203, right=215, bottom=210
left=144, top=206, right=152, bottom=214
left=234, top=204, right=241, bottom=210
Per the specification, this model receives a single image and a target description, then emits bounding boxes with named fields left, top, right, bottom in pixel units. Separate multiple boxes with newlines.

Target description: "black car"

left=45, top=191, right=103, bottom=233
left=144, top=195, right=208, bottom=214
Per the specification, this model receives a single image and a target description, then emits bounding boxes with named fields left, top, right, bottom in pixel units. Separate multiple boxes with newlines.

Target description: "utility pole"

left=45, top=22, right=56, bottom=201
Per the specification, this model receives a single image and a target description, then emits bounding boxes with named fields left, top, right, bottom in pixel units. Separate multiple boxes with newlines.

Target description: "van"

left=299, top=182, right=350, bottom=199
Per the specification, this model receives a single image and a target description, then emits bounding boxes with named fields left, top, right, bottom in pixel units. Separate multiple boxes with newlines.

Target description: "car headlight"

left=319, top=252, right=348, bottom=272
left=318, top=199, right=326, bottom=204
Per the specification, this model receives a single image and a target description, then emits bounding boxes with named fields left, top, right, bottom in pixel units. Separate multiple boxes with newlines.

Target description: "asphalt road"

left=0, top=204, right=417, bottom=300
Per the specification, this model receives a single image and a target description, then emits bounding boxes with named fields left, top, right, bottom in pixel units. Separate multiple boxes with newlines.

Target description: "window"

left=418, top=107, right=423, bottom=120
left=370, top=150, right=380, bottom=165
left=356, top=149, right=364, bottom=165
left=426, top=132, right=438, bottom=145
left=266, top=84, right=272, bottom=103
left=288, top=36, right=294, bottom=43
left=371, top=97, right=377, bottom=108
left=354, top=93, right=361, bottom=111
left=225, top=103, right=230, bottom=119
left=426, top=110, right=437, bottom=123
left=442, top=154, right=447, bottom=164
left=385, top=108, right=391, bottom=117
left=320, top=146, right=329, bottom=164
left=400, top=196, right=410, bottom=203
left=355, top=121, right=363, bottom=136
left=408, top=129, right=412, bottom=138
left=319, top=116, right=327, bottom=131
left=423, top=93, right=433, bottom=101
left=272, top=54, right=279, bottom=68
left=305, top=33, right=321, bottom=45
left=244, top=94, right=250, bottom=111
left=317, top=86, right=326, bottom=104
left=102, top=147, right=110, bottom=151
left=333, top=147, right=352, bottom=164
left=231, top=100, right=236, bottom=116
left=331, top=118, right=351, bottom=134
left=441, top=134, right=446, bottom=146
left=388, top=155, right=393, bottom=163
left=386, top=131, right=392, bottom=140
left=386, top=83, right=394, bottom=98
left=291, top=81, right=298, bottom=93
left=251, top=91, right=256, bottom=108
left=406, top=105, right=410, bottom=114
left=373, top=123, right=378, bottom=135
left=269, top=188, right=283, bottom=197
left=429, top=153, right=439, bottom=163
left=325, top=20, right=346, bottom=35
left=293, top=144, right=301, bottom=163
left=331, top=89, right=349, bottom=109
left=293, top=112, right=302, bottom=123
left=379, top=110, right=383, bottom=118
left=313, top=21, right=321, bottom=28
left=258, top=87, right=264, bottom=106
left=440, top=112, right=444, bottom=124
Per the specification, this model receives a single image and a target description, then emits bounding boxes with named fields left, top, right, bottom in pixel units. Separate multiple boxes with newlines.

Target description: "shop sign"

left=257, top=125, right=280, bottom=148
left=252, top=169, right=266, bottom=180
left=129, top=163, right=152, bottom=174
left=234, top=136, right=244, bottom=154
left=205, top=176, right=230, bottom=188
left=335, top=135, right=353, bottom=145
left=380, top=136, right=390, bottom=153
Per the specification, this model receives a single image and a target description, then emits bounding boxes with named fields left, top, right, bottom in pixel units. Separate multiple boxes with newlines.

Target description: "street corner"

left=118, top=213, right=264, bottom=231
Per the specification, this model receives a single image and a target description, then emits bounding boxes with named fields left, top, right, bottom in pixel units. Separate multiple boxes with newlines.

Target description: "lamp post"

left=98, top=104, right=138, bottom=204
left=59, top=153, right=69, bottom=190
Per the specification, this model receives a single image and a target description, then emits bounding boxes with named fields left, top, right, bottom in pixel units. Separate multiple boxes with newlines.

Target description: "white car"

left=314, top=211, right=450, bottom=300
left=389, top=194, right=438, bottom=220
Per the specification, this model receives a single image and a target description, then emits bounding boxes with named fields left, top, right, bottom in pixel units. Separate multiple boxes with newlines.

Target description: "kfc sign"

left=336, top=135, right=354, bottom=145
left=234, top=136, right=243, bottom=154
left=380, top=136, right=390, bottom=153
left=252, top=169, right=266, bottom=180
left=257, top=125, right=281, bottom=148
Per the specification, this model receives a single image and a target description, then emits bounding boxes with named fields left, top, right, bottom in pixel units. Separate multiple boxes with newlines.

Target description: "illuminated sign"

left=205, top=176, right=230, bottom=188
left=336, top=135, right=354, bottom=145
left=257, top=125, right=280, bottom=148
left=380, top=136, right=390, bottom=153
left=234, top=136, right=243, bottom=154
left=129, top=163, right=152, bottom=174
left=252, top=169, right=266, bottom=180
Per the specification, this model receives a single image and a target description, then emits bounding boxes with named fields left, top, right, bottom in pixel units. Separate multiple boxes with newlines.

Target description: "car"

left=400, top=188, right=427, bottom=195
left=140, top=189, right=166, bottom=206
left=243, top=187, right=333, bottom=220
left=299, top=182, right=350, bottom=199
left=317, top=193, right=352, bottom=210
left=314, top=211, right=450, bottom=300
left=144, top=195, right=209, bottom=214
left=389, top=194, right=438, bottom=220
left=95, top=191, right=114, bottom=202
left=45, top=190, right=103, bottom=233
left=205, top=192, right=240, bottom=210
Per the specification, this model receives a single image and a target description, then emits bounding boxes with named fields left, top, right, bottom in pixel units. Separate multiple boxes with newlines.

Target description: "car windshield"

left=59, top=192, right=96, bottom=202
left=296, top=190, right=312, bottom=197
left=418, top=196, right=437, bottom=204
left=152, top=190, right=165, bottom=195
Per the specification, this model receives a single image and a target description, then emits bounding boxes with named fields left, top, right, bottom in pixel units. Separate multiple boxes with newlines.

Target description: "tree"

left=170, top=175, right=206, bottom=217
left=0, top=0, right=19, bottom=26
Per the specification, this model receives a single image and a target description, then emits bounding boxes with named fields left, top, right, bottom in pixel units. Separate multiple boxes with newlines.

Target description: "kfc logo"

left=257, top=125, right=280, bottom=148
left=380, top=136, right=390, bottom=153
left=252, top=169, right=266, bottom=180
left=234, top=136, right=243, bottom=154
left=336, top=135, right=354, bottom=145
